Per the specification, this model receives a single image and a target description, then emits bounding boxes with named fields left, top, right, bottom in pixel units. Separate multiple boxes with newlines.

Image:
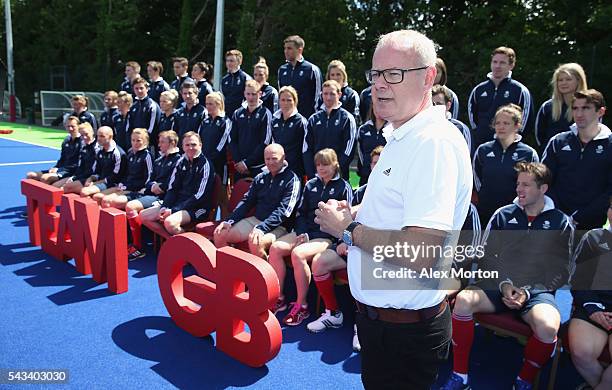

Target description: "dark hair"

left=514, top=162, right=551, bottom=188
left=147, top=60, right=164, bottom=74
left=435, top=58, right=448, bottom=85
left=492, top=46, right=516, bottom=65
left=284, top=35, right=305, bottom=49
left=573, top=89, right=606, bottom=111
left=432, top=84, right=452, bottom=104
left=131, top=76, right=149, bottom=87
left=172, top=57, right=189, bottom=67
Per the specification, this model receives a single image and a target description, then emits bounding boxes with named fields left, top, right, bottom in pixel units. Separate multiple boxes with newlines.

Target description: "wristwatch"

left=342, top=222, right=362, bottom=246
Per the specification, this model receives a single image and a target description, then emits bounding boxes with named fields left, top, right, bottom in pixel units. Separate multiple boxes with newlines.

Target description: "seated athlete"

left=79, top=126, right=127, bottom=198
left=442, top=162, right=574, bottom=390
left=26, top=116, right=81, bottom=185
left=139, top=131, right=215, bottom=236
left=213, top=143, right=301, bottom=259
left=569, top=196, right=612, bottom=390
left=268, top=148, right=352, bottom=327
left=96, top=128, right=154, bottom=207
left=306, top=146, right=382, bottom=350
left=124, top=130, right=181, bottom=260
left=57, top=122, right=98, bottom=193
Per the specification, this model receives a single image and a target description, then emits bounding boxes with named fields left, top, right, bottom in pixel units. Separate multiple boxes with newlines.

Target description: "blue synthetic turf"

left=0, top=137, right=586, bottom=389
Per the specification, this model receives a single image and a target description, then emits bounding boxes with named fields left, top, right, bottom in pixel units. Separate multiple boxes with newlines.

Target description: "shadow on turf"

left=112, top=316, right=268, bottom=389
left=0, top=205, right=29, bottom=227
left=0, top=241, right=115, bottom=305
left=277, top=284, right=361, bottom=371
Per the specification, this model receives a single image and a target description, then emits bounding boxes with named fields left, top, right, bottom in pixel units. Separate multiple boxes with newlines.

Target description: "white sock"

left=454, top=372, right=468, bottom=384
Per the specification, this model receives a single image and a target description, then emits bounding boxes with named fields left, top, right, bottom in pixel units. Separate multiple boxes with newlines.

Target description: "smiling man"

left=542, top=89, right=611, bottom=230
left=442, top=162, right=573, bottom=390
left=468, top=47, right=534, bottom=151
left=314, top=30, right=472, bottom=389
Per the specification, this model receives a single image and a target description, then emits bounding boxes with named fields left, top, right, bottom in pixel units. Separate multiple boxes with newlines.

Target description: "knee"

left=214, top=227, right=228, bottom=243
left=291, top=249, right=306, bottom=265
left=125, top=201, right=139, bottom=213
left=268, top=242, right=282, bottom=257
left=453, top=290, right=477, bottom=314
left=92, top=193, right=104, bottom=202
left=163, top=219, right=181, bottom=235
left=311, top=253, right=325, bottom=275
left=532, top=320, right=559, bottom=342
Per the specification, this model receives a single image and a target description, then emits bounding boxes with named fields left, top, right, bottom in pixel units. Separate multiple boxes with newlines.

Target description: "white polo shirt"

left=348, top=105, right=473, bottom=309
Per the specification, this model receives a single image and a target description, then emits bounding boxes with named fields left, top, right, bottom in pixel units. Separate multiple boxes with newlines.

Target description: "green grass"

left=0, top=121, right=65, bottom=149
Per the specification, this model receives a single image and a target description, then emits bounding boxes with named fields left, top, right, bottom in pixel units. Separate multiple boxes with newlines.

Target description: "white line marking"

left=0, top=134, right=62, bottom=150
left=0, top=160, right=56, bottom=166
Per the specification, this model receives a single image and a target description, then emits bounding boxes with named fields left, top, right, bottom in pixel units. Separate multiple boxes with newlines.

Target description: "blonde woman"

left=198, top=92, right=231, bottom=183
left=535, top=63, right=588, bottom=151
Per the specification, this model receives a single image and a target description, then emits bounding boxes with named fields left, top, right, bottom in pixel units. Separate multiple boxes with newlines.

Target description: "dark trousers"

left=356, top=304, right=451, bottom=390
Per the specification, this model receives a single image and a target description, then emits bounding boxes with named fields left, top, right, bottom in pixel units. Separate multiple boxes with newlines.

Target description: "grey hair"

left=376, top=30, right=437, bottom=67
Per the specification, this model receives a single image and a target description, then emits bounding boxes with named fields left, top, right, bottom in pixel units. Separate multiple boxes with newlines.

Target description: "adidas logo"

left=480, top=91, right=488, bottom=97
left=316, top=121, right=322, bottom=125
left=561, top=145, right=572, bottom=151
left=486, top=151, right=495, bottom=157
left=508, top=217, right=518, bottom=224
left=364, top=131, right=371, bottom=136
left=273, top=123, right=279, bottom=127
left=600, top=242, right=610, bottom=250
left=311, top=187, right=317, bottom=192
left=383, top=168, right=391, bottom=176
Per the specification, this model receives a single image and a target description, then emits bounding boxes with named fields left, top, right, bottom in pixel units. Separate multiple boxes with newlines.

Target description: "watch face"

left=342, top=230, right=352, bottom=246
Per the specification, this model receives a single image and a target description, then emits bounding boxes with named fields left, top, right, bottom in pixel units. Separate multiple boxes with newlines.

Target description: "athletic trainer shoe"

left=307, top=309, right=343, bottom=332
left=441, top=373, right=471, bottom=390
left=282, top=302, right=310, bottom=326
left=513, top=378, right=532, bottom=390
left=352, top=323, right=361, bottom=352
left=128, top=246, right=146, bottom=261
left=271, top=297, right=287, bottom=314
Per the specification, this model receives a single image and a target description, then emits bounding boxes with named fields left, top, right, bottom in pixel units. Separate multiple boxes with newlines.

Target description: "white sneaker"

left=306, top=309, right=343, bottom=333
left=352, top=323, right=361, bottom=352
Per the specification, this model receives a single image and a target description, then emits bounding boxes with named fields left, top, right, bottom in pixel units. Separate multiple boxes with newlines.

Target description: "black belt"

left=356, top=299, right=447, bottom=324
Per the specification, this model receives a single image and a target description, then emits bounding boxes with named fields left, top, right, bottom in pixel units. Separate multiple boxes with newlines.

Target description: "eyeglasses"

left=365, top=66, right=429, bottom=84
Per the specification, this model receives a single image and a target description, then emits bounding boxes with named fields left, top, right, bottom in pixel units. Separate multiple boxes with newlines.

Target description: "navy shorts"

left=328, top=242, right=347, bottom=262
left=70, top=176, right=88, bottom=186
left=484, top=289, right=558, bottom=316
left=123, top=191, right=143, bottom=201
left=55, top=169, right=71, bottom=179
left=131, top=194, right=162, bottom=209
left=572, top=305, right=612, bottom=335
left=186, top=207, right=210, bottom=223
left=94, top=182, right=109, bottom=191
